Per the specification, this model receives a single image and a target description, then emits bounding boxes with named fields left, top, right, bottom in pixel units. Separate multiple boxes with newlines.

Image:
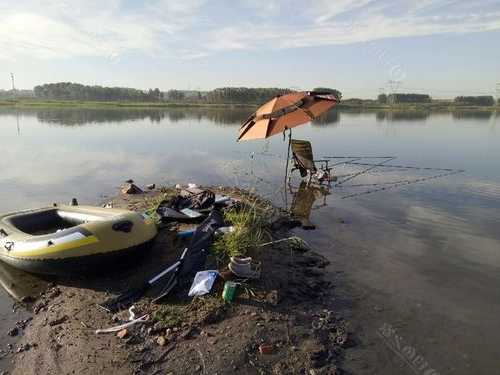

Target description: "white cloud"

left=0, top=0, right=499, bottom=61
left=312, top=0, right=377, bottom=24
left=201, top=1, right=500, bottom=52
left=0, top=0, right=205, bottom=60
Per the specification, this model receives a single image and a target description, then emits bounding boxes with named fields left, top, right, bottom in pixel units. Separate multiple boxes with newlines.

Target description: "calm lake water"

left=0, top=107, right=499, bottom=374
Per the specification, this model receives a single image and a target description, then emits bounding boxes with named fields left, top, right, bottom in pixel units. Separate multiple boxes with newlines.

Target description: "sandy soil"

left=3, top=187, right=348, bottom=375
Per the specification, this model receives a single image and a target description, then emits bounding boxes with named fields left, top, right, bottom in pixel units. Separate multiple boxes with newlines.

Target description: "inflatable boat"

left=0, top=205, right=157, bottom=275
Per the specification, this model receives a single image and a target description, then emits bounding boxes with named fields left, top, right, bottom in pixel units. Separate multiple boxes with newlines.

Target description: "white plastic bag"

left=188, top=270, right=218, bottom=297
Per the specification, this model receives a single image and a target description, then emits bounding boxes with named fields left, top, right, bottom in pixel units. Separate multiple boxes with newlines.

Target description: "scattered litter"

left=215, top=226, right=234, bottom=235
left=116, top=329, right=128, bottom=339
left=95, top=314, right=149, bottom=334
left=187, top=183, right=198, bottom=189
left=214, top=195, right=231, bottom=204
left=228, top=256, right=261, bottom=279
left=156, top=336, right=167, bottom=346
left=99, top=256, right=184, bottom=312
left=128, top=306, right=137, bottom=320
left=146, top=183, right=156, bottom=190
left=222, top=281, right=237, bottom=303
left=177, top=229, right=196, bottom=238
left=180, top=208, right=203, bottom=218
left=259, top=343, right=274, bottom=355
left=188, top=270, right=218, bottom=297
left=121, top=183, right=143, bottom=195
left=157, top=188, right=215, bottom=222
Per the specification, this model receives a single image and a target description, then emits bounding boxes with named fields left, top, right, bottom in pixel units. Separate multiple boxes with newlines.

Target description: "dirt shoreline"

left=3, top=187, right=348, bottom=374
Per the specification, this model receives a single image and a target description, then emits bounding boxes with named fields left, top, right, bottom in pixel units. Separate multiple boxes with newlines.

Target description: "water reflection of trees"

left=163, top=108, right=251, bottom=126
left=451, top=110, right=493, bottom=120
left=311, top=109, right=340, bottom=126
left=375, top=110, right=430, bottom=122
left=2, top=107, right=496, bottom=128
left=36, top=108, right=170, bottom=125
left=0, top=107, right=252, bottom=126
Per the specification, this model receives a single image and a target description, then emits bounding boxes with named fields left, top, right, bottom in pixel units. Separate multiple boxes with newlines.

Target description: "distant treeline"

left=378, top=93, right=431, bottom=104
left=376, top=93, right=498, bottom=106
left=454, top=96, right=495, bottom=106
left=6, top=83, right=498, bottom=107
left=30, top=83, right=342, bottom=105
left=205, top=87, right=292, bottom=104
left=167, top=87, right=342, bottom=104
left=34, top=82, right=162, bottom=101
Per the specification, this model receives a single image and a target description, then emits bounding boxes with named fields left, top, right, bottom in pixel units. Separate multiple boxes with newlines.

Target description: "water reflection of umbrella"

left=237, top=91, right=338, bottom=141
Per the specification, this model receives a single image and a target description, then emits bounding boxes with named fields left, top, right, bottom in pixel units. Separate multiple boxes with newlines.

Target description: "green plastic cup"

left=222, top=281, right=237, bottom=302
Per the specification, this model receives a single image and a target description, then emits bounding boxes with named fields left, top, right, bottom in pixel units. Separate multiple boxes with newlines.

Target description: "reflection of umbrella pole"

left=284, top=128, right=292, bottom=205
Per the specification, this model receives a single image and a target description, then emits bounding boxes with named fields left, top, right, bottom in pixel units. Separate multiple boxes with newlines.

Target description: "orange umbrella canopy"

left=237, top=91, right=338, bottom=141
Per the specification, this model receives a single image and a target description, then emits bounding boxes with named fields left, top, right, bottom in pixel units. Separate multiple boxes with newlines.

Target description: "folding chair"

left=289, top=139, right=332, bottom=184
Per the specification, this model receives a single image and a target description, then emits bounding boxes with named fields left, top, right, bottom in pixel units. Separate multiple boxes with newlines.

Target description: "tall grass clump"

left=211, top=202, right=271, bottom=262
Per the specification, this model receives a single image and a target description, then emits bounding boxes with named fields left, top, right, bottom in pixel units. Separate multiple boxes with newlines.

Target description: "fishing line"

left=335, top=157, right=396, bottom=186
left=340, top=169, right=465, bottom=199
left=339, top=162, right=456, bottom=172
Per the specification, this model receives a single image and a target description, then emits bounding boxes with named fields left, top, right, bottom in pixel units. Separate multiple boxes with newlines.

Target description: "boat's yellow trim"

left=17, top=235, right=99, bottom=257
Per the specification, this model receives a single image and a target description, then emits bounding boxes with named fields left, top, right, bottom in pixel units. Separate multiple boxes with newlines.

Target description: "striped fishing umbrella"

left=237, top=91, right=338, bottom=186
left=237, top=91, right=338, bottom=141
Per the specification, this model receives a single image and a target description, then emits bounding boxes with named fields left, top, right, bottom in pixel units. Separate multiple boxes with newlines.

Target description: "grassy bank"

left=1, top=98, right=499, bottom=111
left=0, top=99, right=257, bottom=109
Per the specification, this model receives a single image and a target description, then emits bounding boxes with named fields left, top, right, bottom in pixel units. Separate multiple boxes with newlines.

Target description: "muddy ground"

left=2, top=186, right=348, bottom=374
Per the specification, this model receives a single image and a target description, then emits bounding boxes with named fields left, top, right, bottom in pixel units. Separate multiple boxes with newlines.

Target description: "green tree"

left=33, top=82, right=162, bottom=102
left=167, top=90, right=186, bottom=101
left=387, top=93, right=431, bottom=104
left=378, top=93, right=387, bottom=103
left=205, top=87, right=292, bottom=104
left=454, top=96, right=495, bottom=106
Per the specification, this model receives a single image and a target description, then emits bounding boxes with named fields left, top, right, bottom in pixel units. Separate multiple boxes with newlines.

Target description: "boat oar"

left=99, top=248, right=188, bottom=312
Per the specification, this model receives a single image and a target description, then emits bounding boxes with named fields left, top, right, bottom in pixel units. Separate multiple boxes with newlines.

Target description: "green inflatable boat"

left=0, top=205, right=157, bottom=275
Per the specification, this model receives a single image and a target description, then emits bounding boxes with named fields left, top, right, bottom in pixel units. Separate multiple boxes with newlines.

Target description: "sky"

left=1, top=0, right=499, bottom=98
